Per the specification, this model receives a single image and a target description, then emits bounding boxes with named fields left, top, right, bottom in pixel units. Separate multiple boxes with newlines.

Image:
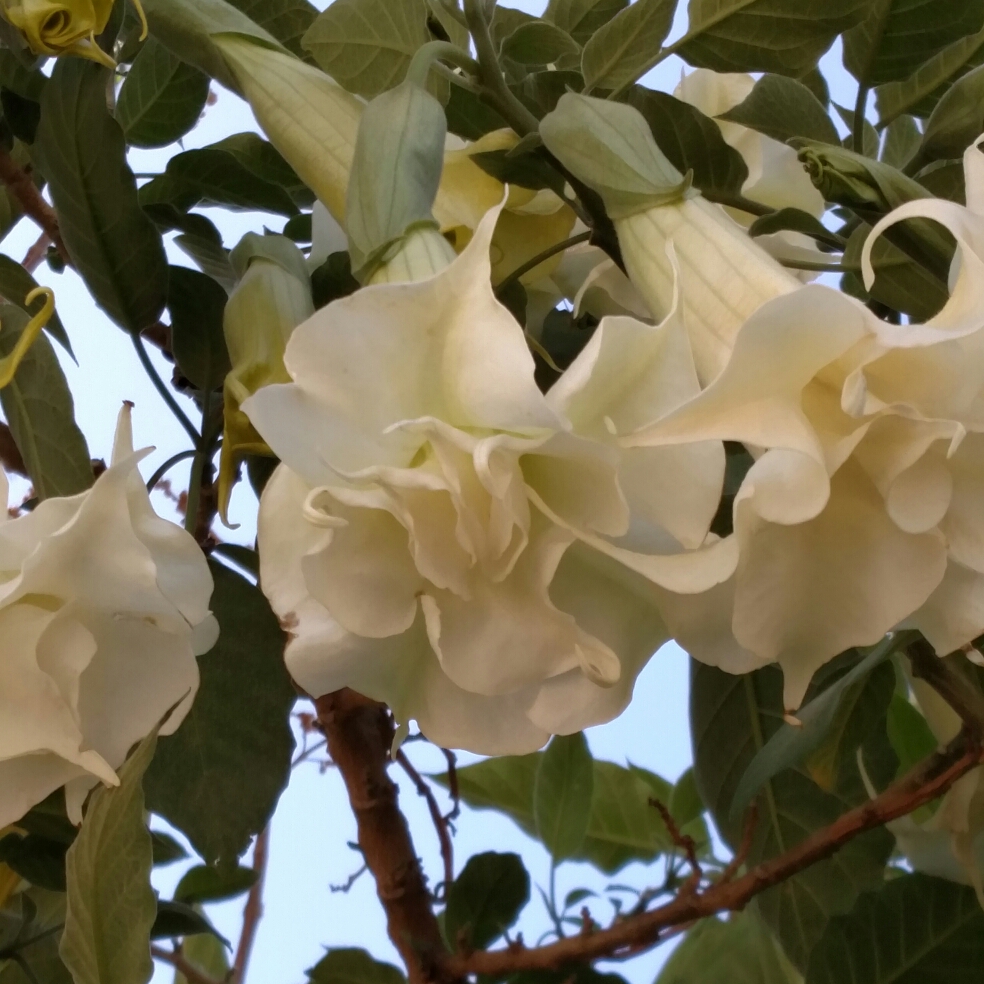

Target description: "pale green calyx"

left=346, top=80, right=447, bottom=283
left=540, top=92, right=694, bottom=220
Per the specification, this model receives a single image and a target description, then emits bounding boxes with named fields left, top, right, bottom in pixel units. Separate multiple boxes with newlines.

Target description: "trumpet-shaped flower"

left=0, top=405, right=217, bottom=829
left=245, top=207, right=728, bottom=752
left=541, top=93, right=802, bottom=386
left=0, top=0, right=119, bottom=64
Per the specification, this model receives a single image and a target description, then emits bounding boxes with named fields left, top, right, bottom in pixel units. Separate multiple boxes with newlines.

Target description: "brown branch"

left=232, top=825, right=270, bottom=983
left=314, top=690, right=452, bottom=984
left=150, top=944, right=223, bottom=984
left=717, top=805, right=757, bottom=887
left=0, top=148, right=69, bottom=264
left=21, top=232, right=50, bottom=273
left=648, top=798, right=700, bottom=890
left=441, top=732, right=982, bottom=976
left=397, top=748, right=455, bottom=897
left=907, top=639, right=984, bottom=736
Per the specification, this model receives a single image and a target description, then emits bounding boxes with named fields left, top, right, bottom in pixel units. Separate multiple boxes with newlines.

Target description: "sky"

left=0, top=2, right=859, bottom=981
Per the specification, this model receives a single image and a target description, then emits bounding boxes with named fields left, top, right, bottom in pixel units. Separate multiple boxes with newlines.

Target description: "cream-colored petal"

left=941, top=434, right=984, bottom=573
left=907, top=560, right=984, bottom=656
left=733, top=462, right=948, bottom=709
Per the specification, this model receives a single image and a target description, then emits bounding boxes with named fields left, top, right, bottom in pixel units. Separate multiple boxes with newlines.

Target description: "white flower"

left=0, top=406, right=217, bottom=828
left=245, top=208, right=725, bottom=753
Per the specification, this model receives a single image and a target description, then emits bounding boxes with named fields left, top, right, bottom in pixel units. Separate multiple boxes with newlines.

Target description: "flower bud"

left=1, top=0, right=118, bottom=64
left=218, top=234, right=314, bottom=522
left=541, top=92, right=800, bottom=384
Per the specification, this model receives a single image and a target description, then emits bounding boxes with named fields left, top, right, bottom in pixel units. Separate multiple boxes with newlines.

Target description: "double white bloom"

left=245, top=209, right=728, bottom=754
left=0, top=407, right=217, bottom=829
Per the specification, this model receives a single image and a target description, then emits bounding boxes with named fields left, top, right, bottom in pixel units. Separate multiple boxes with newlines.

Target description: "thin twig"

left=132, top=332, right=200, bottom=445
left=717, top=805, right=757, bottom=887
left=397, top=749, right=455, bottom=897
left=146, top=449, right=197, bottom=492
left=0, top=147, right=69, bottom=264
left=648, top=798, right=701, bottom=891
left=232, top=826, right=270, bottom=984
left=440, top=732, right=982, bottom=976
left=151, top=945, right=223, bottom=984
left=439, top=747, right=460, bottom=823
left=495, top=231, right=592, bottom=296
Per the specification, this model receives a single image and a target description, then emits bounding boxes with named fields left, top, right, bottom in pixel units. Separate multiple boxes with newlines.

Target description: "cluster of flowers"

left=3, top=0, right=984, bottom=885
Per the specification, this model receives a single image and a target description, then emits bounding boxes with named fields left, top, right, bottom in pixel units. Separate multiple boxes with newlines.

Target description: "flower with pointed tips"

left=0, top=405, right=217, bottom=829
left=245, top=207, right=730, bottom=753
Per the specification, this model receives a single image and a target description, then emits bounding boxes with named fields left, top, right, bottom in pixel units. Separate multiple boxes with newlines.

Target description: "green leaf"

left=669, top=767, right=711, bottom=854
left=805, top=874, right=984, bottom=983
left=841, top=220, right=950, bottom=320
left=657, top=911, right=801, bottom=983
left=886, top=693, right=939, bottom=776
left=0, top=254, right=71, bottom=355
left=0, top=889, right=72, bottom=984
left=916, top=159, right=966, bottom=201
left=437, top=754, right=673, bottom=874
left=0, top=304, right=92, bottom=498
left=173, top=930, right=229, bottom=984
left=167, top=266, right=231, bottom=392
left=501, top=22, right=580, bottom=66
left=731, top=638, right=903, bottom=821
left=173, top=864, right=257, bottom=905
left=144, top=562, right=295, bottom=866
left=210, top=542, right=259, bottom=577
left=748, top=208, right=845, bottom=250
left=880, top=113, right=922, bottom=167
left=302, top=0, right=436, bottom=100
left=445, top=83, right=508, bottom=140
left=678, top=0, right=866, bottom=77
left=443, top=852, right=529, bottom=951
left=691, top=660, right=895, bottom=968
left=151, top=833, right=187, bottom=867
left=534, top=733, right=594, bottom=861
left=843, top=0, right=984, bottom=88
left=626, top=86, right=748, bottom=195
left=35, top=59, right=168, bottom=334
left=117, top=37, right=210, bottom=149
left=545, top=0, right=629, bottom=46
left=0, top=50, right=46, bottom=102
left=214, top=132, right=314, bottom=208
left=916, top=61, right=984, bottom=163
left=581, top=0, right=677, bottom=92
left=307, top=948, right=405, bottom=984
left=719, top=73, right=840, bottom=145
left=875, top=25, right=984, bottom=124
left=174, top=233, right=238, bottom=293
left=832, top=102, right=880, bottom=158
left=0, top=833, right=67, bottom=891
left=59, top=730, right=159, bottom=984
left=151, top=900, right=226, bottom=942
left=140, top=147, right=301, bottom=217
left=224, top=0, right=319, bottom=58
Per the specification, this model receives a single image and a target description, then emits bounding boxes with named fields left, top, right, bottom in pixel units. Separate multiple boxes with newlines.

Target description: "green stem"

left=184, top=388, right=213, bottom=536
left=146, top=449, right=196, bottom=492
left=852, top=85, right=870, bottom=154
left=780, top=259, right=859, bottom=274
left=495, top=230, right=592, bottom=295
left=405, top=40, right=481, bottom=88
left=132, top=332, right=200, bottom=445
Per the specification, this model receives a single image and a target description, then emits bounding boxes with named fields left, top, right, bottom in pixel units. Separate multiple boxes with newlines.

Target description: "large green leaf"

left=443, top=852, right=529, bottom=951
left=657, top=911, right=801, bottom=983
left=0, top=304, right=92, bottom=498
left=691, top=660, right=895, bottom=969
left=436, top=755, right=677, bottom=874
left=35, top=59, right=168, bottom=334
left=730, top=640, right=901, bottom=821
left=59, top=730, right=159, bottom=984
left=166, top=266, right=230, bottom=392
left=117, top=37, right=210, bottom=149
left=678, top=0, right=867, bottom=77
left=0, top=254, right=71, bottom=355
left=875, top=25, right=984, bottom=124
left=307, top=948, right=405, bottom=984
left=915, top=62, right=984, bottom=163
left=534, top=733, right=594, bottom=861
left=805, top=875, right=984, bottom=983
left=581, top=0, right=677, bottom=92
left=225, top=0, right=318, bottom=58
left=302, top=0, right=435, bottom=100
left=0, top=889, right=72, bottom=984
left=626, top=86, right=748, bottom=195
left=173, top=864, right=257, bottom=905
left=501, top=22, right=580, bottom=66
left=545, top=0, right=628, bottom=46
left=719, top=74, right=840, bottom=145
left=844, top=0, right=984, bottom=88
left=173, top=931, right=229, bottom=984
left=144, top=562, right=295, bottom=865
